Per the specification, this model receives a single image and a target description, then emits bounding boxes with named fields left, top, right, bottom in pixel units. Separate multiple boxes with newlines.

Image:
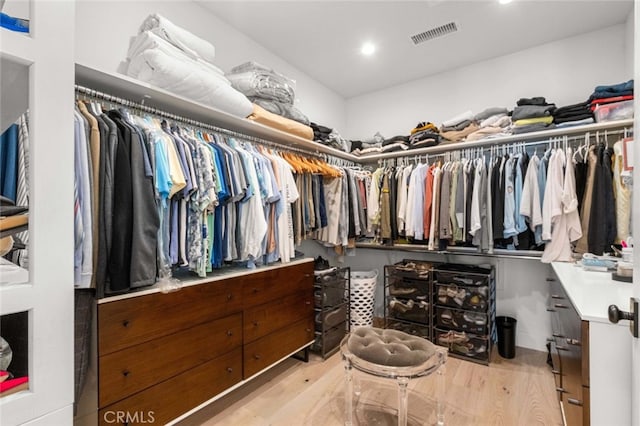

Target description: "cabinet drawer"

left=244, top=291, right=314, bottom=343
left=244, top=317, right=314, bottom=378
left=98, top=280, right=242, bottom=354
left=243, top=262, right=313, bottom=308
left=98, top=348, right=242, bottom=426
left=99, top=313, right=242, bottom=407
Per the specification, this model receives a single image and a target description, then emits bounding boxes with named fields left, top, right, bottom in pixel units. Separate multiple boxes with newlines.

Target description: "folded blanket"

left=589, top=95, right=634, bottom=107
left=441, top=119, right=472, bottom=132
left=231, top=61, right=296, bottom=90
left=441, top=122, right=480, bottom=143
left=248, top=104, right=313, bottom=140
left=410, top=122, right=438, bottom=134
left=248, top=96, right=309, bottom=125
left=126, top=47, right=253, bottom=118
left=511, top=122, right=555, bottom=134
left=480, top=114, right=511, bottom=128
left=442, top=110, right=474, bottom=128
left=511, top=104, right=556, bottom=121
left=514, top=116, right=554, bottom=126
left=553, top=113, right=593, bottom=124
left=227, top=71, right=295, bottom=105
left=474, top=107, right=508, bottom=121
left=121, top=31, right=227, bottom=81
left=465, top=126, right=507, bottom=141
left=139, top=13, right=216, bottom=65
left=516, top=97, right=549, bottom=106
left=555, top=118, right=595, bottom=128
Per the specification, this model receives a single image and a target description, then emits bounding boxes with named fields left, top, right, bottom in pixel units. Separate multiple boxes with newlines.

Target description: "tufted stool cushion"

left=346, top=327, right=436, bottom=367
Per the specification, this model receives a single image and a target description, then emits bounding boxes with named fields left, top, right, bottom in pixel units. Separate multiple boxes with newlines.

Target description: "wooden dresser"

left=95, top=260, right=314, bottom=425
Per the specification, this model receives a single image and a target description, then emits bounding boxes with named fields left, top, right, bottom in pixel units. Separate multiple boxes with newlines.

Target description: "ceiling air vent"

left=410, top=21, right=458, bottom=45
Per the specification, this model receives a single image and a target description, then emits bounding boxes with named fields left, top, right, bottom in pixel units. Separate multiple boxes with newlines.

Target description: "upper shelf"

left=75, top=63, right=634, bottom=165
left=356, top=118, right=635, bottom=163
left=75, top=63, right=357, bottom=161
left=0, top=29, right=34, bottom=64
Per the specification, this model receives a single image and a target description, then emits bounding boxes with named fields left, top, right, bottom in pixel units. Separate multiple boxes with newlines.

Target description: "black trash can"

left=496, top=316, right=517, bottom=359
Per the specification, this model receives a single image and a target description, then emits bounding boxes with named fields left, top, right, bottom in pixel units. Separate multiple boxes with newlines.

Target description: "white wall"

left=74, top=0, right=346, bottom=131
left=345, top=24, right=628, bottom=140
left=626, top=6, right=635, bottom=79
left=300, top=241, right=553, bottom=352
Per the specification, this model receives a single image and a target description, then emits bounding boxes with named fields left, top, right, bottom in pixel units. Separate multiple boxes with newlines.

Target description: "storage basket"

left=349, top=270, right=378, bottom=328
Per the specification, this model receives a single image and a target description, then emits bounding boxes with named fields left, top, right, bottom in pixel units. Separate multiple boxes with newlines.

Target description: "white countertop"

left=551, top=262, right=634, bottom=324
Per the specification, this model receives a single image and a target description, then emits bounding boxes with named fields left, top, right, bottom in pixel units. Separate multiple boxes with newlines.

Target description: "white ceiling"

left=198, top=1, right=633, bottom=99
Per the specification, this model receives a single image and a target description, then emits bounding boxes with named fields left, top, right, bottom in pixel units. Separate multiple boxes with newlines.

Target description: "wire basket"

left=349, top=270, right=378, bottom=328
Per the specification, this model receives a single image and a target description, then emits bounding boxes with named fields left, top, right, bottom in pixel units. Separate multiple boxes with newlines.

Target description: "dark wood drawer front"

left=99, top=313, right=242, bottom=407
left=243, top=317, right=314, bottom=378
left=242, top=262, right=313, bottom=308
left=99, top=281, right=242, bottom=354
left=98, top=348, right=242, bottom=426
left=244, top=291, right=314, bottom=343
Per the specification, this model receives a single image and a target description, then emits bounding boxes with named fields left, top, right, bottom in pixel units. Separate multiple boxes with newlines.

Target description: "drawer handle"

left=253, top=321, right=259, bottom=327
left=566, top=338, right=581, bottom=346
left=305, top=301, right=311, bottom=306
left=556, top=345, right=569, bottom=351
left=226, top=330, right=233, bottom=336
left=122, top=370, right=130, bottom=377
left=227, top=367, right=233, bottom=373
left=122, top=320, right=130, bottom=328
left=552, top=333, right=565, bottom=338
left=567, top=398, right=583, bottom=406
left=546, top=278, right=557, bottom=282
left=306, top=328, right=312, bottom=333
left=227, top=293, right=233, bottom=301
left=304, top=273, right=311, bottom=278
left=554, top=304, right=569, bottom=309
left=546, top=308, right=557, bottom=313
left=254, top=354, right=261, bottom=360
left=551, top=370, right=561, bottom=375
left=556, top=387, right=566, bottom=393
left=551, top=295, right=564, bottom=300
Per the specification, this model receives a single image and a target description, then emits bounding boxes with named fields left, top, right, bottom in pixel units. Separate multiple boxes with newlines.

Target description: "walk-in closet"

left=0, top=1, right=638, bottom=425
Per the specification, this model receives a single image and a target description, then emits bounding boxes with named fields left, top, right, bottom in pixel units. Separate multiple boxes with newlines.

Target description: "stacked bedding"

left=119, top=14, right=253, bottom=118
left=227, top=62, right=311, bottom=126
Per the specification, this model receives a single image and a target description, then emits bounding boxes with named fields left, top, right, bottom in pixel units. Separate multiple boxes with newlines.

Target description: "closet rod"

left=75, top=84, right=336, bottom=161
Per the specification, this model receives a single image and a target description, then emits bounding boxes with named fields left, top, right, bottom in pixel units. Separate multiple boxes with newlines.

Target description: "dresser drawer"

left=243, top=262, right=313, bottom=308
left=99, top=313, right=242, bottom=407
left=243, top=317, right=314, bottom=378
left=98, top=280, right=243, bottom=354
left=244, top=291, right=313, bottom=343
left=98, top=347, right=242, bottom=426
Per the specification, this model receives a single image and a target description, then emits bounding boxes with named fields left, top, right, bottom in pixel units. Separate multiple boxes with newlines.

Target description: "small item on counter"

left=581, top=257, right=616, bottom=272
left=612, top=261, right=633, bottom=283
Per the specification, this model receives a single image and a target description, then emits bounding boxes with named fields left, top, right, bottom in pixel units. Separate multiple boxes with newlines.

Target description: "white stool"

left=340, top=327, right=447, bottom=426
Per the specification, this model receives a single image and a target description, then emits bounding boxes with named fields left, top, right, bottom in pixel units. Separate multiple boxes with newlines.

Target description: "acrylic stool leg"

left=344, top=359, right=354, bottom=426
left=397, top=376, right=409, bottom=426
left=436, top=356, right=446, bottom=426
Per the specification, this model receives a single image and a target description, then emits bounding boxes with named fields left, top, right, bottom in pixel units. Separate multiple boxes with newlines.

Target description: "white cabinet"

left=0, top=1, right=75, bottom=424
left=550, top=263, right=632, bottom=426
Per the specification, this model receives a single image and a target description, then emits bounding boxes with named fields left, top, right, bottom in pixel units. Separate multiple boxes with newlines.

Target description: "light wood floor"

left=177, top=347, right=562, bottom=426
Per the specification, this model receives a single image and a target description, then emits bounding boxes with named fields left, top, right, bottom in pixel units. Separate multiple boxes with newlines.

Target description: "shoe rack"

left=384, top=260, right=496, bottom=365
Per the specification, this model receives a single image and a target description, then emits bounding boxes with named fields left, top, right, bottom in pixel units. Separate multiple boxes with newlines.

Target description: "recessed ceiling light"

left=499, top=0, right=513, bottom=4
left=361, top=42, right=376, bottom=56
